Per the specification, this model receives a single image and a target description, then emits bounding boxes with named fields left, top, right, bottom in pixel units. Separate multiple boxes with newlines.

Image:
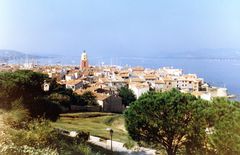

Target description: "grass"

left=59, top=112, right=115, bottom=118
left=52, top=112, right=129, bottom=143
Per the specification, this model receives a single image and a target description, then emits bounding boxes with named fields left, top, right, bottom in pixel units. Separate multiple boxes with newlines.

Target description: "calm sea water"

left=29, top=56, right=240, bottom=100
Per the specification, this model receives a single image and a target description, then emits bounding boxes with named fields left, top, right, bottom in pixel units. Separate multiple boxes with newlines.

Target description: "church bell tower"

left=80, top=50, right=89, bottom=70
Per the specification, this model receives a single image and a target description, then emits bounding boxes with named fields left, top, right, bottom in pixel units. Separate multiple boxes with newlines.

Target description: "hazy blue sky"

left=0, top=0, right=240, bottom=57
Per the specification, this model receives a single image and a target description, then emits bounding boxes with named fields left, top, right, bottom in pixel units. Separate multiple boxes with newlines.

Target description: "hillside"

left=0, top=49, right=42, bottom=61
left=162, top=48, right=240, bottom=59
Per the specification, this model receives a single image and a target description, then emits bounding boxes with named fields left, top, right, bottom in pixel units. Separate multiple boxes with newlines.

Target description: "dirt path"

left=89, top=135, right=156, bottom=155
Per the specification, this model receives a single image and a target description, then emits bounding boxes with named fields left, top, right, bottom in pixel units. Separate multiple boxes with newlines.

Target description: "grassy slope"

left=52, top=112, right=129, bottom=143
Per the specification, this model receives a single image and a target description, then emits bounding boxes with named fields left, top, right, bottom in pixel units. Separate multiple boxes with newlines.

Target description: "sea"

left=16, top=56, right=240, bottom=100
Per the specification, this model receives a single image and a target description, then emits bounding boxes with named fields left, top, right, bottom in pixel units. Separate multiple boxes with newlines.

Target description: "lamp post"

left=106, top=128, right=114, bottom=151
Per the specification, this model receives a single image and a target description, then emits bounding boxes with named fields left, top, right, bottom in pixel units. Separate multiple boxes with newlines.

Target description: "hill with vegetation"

left=0, top=49, right=43, bottom=62
left=0, top=70, right=102, bottom=155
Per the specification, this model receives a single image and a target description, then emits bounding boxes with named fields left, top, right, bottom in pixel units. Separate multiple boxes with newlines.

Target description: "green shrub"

left=0, top=143, right=58, bottom=155
left=76, top=131, right=90, bottom=143
left=9, top=119, right=57, bottom=148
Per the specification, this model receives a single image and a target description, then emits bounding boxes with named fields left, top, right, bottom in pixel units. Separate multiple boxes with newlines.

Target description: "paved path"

left=88, top=135, right=156, bottom=155
left=57, top=128, right=156, bottom=154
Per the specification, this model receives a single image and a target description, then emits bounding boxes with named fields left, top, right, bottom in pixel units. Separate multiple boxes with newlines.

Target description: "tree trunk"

left=167, top=148, right=176, bottom=155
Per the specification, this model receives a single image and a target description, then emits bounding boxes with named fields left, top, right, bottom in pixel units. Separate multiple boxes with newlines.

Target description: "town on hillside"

left=0, top=50, right=231, bottom=113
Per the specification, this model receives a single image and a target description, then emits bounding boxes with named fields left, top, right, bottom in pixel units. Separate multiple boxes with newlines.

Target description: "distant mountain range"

left=162, top=48, right=240, bottom=59
left=0, top=50, right=44, bottom=62
left=1, top=48, right=240, bottom=64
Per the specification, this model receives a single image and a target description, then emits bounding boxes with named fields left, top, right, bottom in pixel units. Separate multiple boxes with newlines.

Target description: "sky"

left=0, top=0, right=240, bottom=57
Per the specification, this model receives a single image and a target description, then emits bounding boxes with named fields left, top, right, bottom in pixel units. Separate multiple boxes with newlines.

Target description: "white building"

left=192, top=87, right=228, bottom=101
left=176, top=74, right=202, bottom=92
left=154, top=78, right=165, bottom=92
left=129, top=83, right=149, bottom=99
left=158, top=67, right=183, bottom=77
left=65, top=74, right=75, bottom=81
left=208, top=87, right=228, bottom=98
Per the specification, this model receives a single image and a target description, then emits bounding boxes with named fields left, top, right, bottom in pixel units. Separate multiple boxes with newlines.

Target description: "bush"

left=0, top=112, right=58, bottom=155
left=9, top=119, right=57, bottom=148
left=124, top=137, right=136, bottom=149
left=0, top=143, right=58, bottom=155
left=1, top=112, right=95, bottom=155
left=76, top=131, right=90, bottom=143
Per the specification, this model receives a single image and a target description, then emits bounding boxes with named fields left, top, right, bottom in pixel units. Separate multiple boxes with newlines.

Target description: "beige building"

left=96, top=93, right=124, bottom=113
left=66, top=79, right=83, bottom=91
left=163, top=76, right=175, bottom=90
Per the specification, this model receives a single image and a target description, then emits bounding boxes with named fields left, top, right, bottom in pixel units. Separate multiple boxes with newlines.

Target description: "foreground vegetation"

left=0, top=108, right=100, bottom=155
left=1, top=70, right=240, bottom=155
left=0, top=70, right=98, bottom=121
left=0, top=71, right=102, bottom=154
left=118, top=87, right=136, bottom=107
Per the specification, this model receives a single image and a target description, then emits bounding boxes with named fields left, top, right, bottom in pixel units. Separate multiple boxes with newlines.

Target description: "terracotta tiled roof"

left=134, top=83, right=149, bottom=89
left=120, top=73, right=129, bottom=78
left=66, top=79, right=83, bottom=85
left=130, top=78, right=145, bottom=83
left=132, top=67, right=144, bottom=71
left=99, top=78, right=110, bottom=83
left=155, top=79, right=165, bottom=84
left=95, top=93, right=110, bottom=101
left=144, top=74, right=157, bottom=80
left=163, top=77, right=173, bottom=82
